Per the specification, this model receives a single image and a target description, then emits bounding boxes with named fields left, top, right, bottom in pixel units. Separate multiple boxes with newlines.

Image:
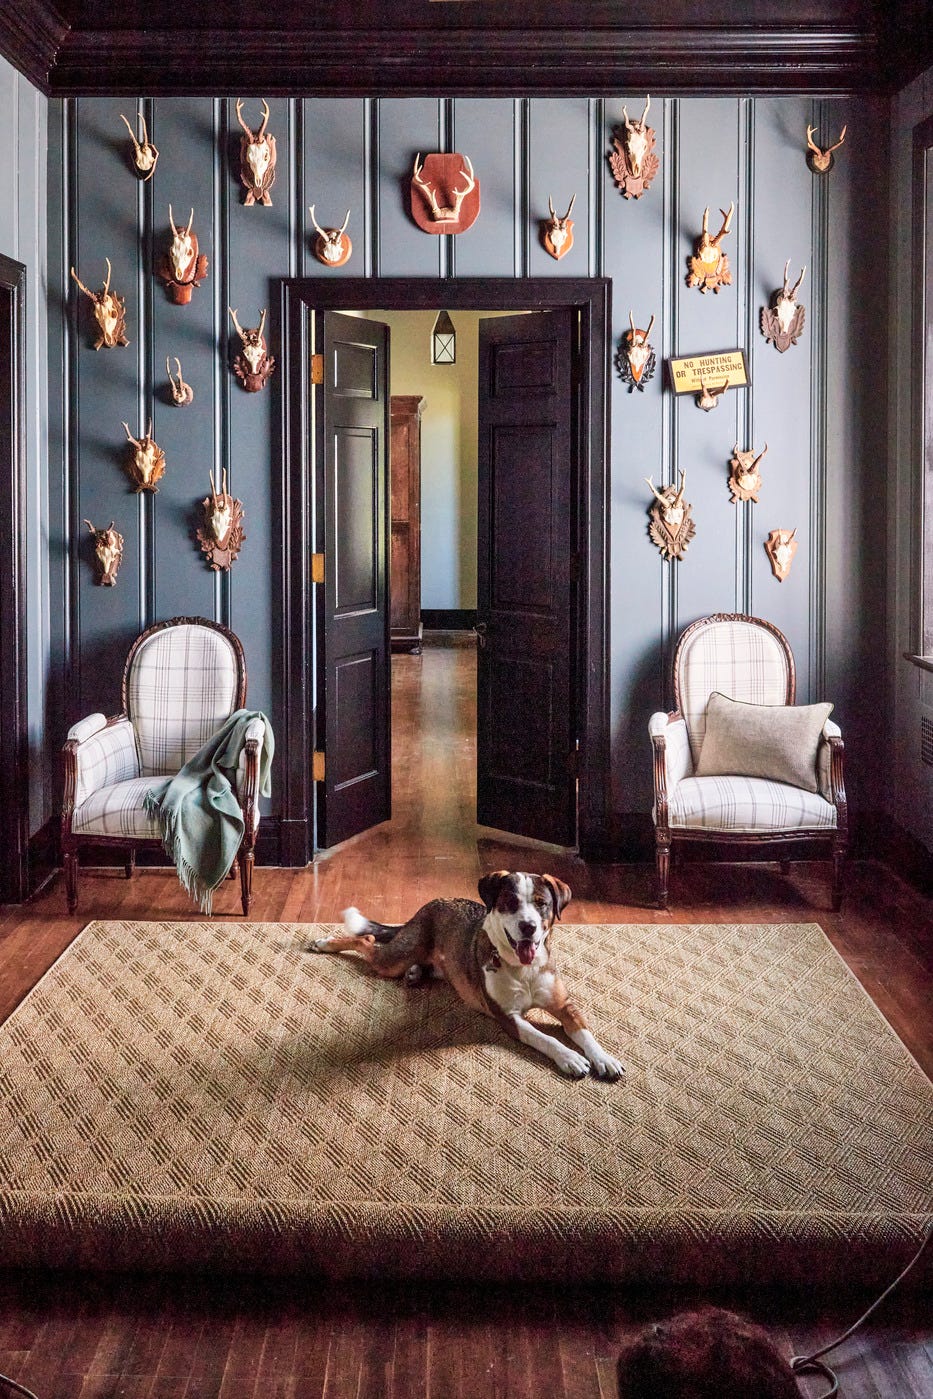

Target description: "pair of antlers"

left=622, top=95, right=650, bottom=130
left=235, top=99, right=271, bottom=141
left=70, top=257, right=113, bottom=301
left=547, top=194, right=576, bottom=224
left=168, top=204, right=194, bottom=239
left=412, top=154, right=476, bottom=219
left=628, top=310, right=655, bottom=340
left=646, top=470, right=687, bottom=507
left=309, top=205, right=351, bottom=239
left=733, top=441, right=769, bottom=469
left=228, top=307, right=267, bottom=342
left=701, top=202, right=735, bottom=245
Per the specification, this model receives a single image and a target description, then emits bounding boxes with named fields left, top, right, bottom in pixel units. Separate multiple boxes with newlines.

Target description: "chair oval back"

left=673, top=614, right=795, bottom=766
left=123, top=617, right=247, bottom=776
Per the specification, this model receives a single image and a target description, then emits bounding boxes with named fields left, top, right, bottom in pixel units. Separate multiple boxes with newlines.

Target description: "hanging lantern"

left=431, top=310, right=456, bottom=365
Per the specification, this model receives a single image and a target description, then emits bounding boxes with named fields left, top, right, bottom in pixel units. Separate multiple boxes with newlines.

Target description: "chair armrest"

left=63, top=715, right=140, bottom=817
left=649, top=712, right=693, bottom=831
left=817, top=721, right=847, bottom=829
left=236, top=718, right=269, bottom=848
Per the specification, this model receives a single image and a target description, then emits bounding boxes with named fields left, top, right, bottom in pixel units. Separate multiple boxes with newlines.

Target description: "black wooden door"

left=476, top=309, right=577, bottom=846
left=317, top=312, right=391, bottom=847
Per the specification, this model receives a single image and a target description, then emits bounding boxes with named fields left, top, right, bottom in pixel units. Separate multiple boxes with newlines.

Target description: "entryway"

left=280, top=277, right=613, bottom=865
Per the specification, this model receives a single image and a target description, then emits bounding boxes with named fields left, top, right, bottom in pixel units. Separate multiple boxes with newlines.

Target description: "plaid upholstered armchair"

left=62, top=616, right=266, bottom=915
left=649, top=614, right=847, bottom=911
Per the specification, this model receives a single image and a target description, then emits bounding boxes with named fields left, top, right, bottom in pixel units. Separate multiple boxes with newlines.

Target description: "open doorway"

left=280, top=277, right=612, bottom=865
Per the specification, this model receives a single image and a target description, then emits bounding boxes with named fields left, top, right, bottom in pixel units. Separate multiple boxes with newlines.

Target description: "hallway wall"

left=46, top=94, right=889, bottom=855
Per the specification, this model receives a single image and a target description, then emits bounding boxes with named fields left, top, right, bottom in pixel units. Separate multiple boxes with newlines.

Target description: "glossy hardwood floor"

left=0, top=634, right=931, bottom=1399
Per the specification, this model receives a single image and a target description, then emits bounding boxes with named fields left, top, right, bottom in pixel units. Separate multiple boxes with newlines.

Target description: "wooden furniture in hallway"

left=390, top=394, right=425, bottom=654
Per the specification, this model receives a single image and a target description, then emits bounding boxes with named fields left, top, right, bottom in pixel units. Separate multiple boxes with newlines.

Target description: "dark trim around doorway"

left=0, top=253, right=28, bottom=903
left=280, top=277, right=612, bottom=864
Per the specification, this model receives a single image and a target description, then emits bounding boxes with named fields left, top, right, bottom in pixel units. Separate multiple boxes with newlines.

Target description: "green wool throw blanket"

left=144, top=709, right=273, bottom=913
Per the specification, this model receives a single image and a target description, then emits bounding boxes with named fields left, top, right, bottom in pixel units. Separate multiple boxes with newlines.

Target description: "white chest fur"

left=483, top=959, right=556, bottom=1016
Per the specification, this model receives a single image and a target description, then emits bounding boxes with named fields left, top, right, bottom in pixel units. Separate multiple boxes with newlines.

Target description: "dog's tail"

left=342, top=907, right=403, bottom=944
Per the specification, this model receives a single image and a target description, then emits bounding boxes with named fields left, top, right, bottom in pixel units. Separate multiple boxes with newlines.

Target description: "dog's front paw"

left=554, top=1046, right=591, bottom=1079
left=306, top=936, right=333, bottom=953
left=588, top=1049, right=625, bottom=1082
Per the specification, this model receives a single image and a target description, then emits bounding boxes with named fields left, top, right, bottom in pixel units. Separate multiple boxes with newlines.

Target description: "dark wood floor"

left=0, top=636, right=931, bottom=1398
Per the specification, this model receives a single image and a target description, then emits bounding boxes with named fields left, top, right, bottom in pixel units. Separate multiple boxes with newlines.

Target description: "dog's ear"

left=541, top=874, right=572, bottom=920
left=478, top=870, right=510, bottom=910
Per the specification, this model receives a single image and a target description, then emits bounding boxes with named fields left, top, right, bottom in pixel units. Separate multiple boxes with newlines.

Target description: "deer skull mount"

left=122, top=420, right=165, bottom=493
left=695, top=378, right=729, bottom=412
left=309, top=206, right=353, bottom=267
left=542, top=194, right=576, bottom=260
left=156, top=206, right=209, bottom=305
left=609, top=96, right=659, bottom=200
left=729, top=442, right=768, bottom=503
left=646, top=471, right=696, bottom=561
left=614, top=312, right=657, bottom=393
left=85, top=519, right=124, bottom=586
left=229, top=307, right=276, bottom=392
left=761, top=261, right=806, bottom=352
left=806, top=123, right=847, bottom=174
left=119, top=111, right=158, bottom=180
left=166, top=356, right=194, bottom=406
left=197, top=469, right=245, bottom=571
left=235, top=99, right=277, bottom=206
left=411, top=153, right=480, bottom=235
left=70, top=260, right=129, bottom=351
left=686, top=202, right=735, bottom=293
left=765, top=528, right=798, bottom=581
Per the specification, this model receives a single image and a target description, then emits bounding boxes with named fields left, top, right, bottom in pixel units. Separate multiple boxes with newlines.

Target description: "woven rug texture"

left=0, top=918, right=931, bottom=1286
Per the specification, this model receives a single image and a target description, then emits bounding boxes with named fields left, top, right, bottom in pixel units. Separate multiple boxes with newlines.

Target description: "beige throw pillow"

left=695, top=692, right=833, bottom=793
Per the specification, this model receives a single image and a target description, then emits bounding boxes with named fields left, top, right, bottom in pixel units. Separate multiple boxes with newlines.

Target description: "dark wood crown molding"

left=45, top=24, right=881, bottom=96
left=0, top=0, right=68, bottom=94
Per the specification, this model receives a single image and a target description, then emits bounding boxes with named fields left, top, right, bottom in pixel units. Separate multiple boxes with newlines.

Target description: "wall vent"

left=922, top=716, right=933, bottom=767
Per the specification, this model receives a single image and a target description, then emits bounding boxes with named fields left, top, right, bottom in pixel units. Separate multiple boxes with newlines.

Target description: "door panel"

left=476, top=309, right=577, bottom=846
left=318, top=312, right=391, bottom=847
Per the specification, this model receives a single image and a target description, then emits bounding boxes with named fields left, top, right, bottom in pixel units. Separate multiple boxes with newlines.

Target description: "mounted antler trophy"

left=615, top=311, right=656, bottom=393
left=85, top=520, right=124, bottom=586
left=308, top=206, right=353, bottom=267
left=119, top=111, right=158, bottom=180
left=728, top=442, right=768, bottom=503
left=122, top=421, right=165, bottom=493
left=646, top=471, right=696, bottom=561
left=695, top=378, right=729, bottom=412
left=228, top=307, right=275, bottom=392
left=686, top=202, right=735, bottom=293
left=235, top=98, right=277, bottom=206
left=542, top=195, right=576, bottom=260
left=765, top=528, right=798, bottom=581
left=166, top=356, right=194, bottom=406
left=197, top=469, right=245, bottom=571
left=761, top=262, right=806, bottom=352
left=70, top=260, right=129, bottom=350
left=410, top=153, right=480, bottom=235
left=609, top=96, right=659, bottom=199
left=156, top=205, right=209, bottom=304
left=806, top=123, right=847, bottom=173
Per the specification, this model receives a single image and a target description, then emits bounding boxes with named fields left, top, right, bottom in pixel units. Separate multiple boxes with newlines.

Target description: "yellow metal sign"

left=668, top=349, right=749, bottom=394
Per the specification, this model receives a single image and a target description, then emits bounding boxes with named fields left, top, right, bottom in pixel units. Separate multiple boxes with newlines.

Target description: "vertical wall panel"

left=450, top=99, right=516, bottom=278
left=605, top=94, right=669, bottom=811
left=672, top=98, right=743, bottom=633
left=376, top=99, right=443, bottom=277
left=148, top=98, right=219, bottom=628
left=301, top=99, right=368, bottom=279
left=749, top=97, right=814, bottom=695
left=72, top=98, right=145, bottom=718
left=527, top=98, right=592, bottom=279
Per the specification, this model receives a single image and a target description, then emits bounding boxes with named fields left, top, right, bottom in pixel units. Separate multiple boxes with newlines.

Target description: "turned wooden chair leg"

left=832, top=845, right=846, bottom=912
left=125, top=848, right=136, bottom=880
left=64, top=850, right=79, bottom=913
left=655, top=840, right=671, bottom=910
left=240, top=849, right=254, bottom=916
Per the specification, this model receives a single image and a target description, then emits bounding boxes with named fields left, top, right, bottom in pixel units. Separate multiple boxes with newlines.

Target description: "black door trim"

left=0, top=253, right=28, bottom=902
left=280, top=276, right=611, bottom=862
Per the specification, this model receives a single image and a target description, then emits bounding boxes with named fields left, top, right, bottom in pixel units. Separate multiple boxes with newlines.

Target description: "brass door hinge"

left=310, top=353, right=324, bottom=385
left=313, top=751, right=326, bottom=781
left=311, top=553, right=325, bottom=584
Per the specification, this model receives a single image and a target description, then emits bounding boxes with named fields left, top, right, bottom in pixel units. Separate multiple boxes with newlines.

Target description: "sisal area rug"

left=0, top=919, right=931, bottom=1287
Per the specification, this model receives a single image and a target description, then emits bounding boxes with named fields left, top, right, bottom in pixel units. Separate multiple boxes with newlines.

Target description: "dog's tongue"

left=517, top=940, right=537, bottom=965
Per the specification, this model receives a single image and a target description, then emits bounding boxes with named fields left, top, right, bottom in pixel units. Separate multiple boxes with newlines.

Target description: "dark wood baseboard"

left=855, top=811, right=933, bottom=896
left=421, top=609, right=477, bottom=631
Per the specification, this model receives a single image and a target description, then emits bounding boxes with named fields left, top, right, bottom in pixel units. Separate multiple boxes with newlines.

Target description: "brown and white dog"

left=308, top=871, right=624, bottom=1081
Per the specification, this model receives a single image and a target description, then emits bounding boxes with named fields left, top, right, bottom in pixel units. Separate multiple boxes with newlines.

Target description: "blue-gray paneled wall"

left=0, top=55, right=47, bottom=835
left=48, top=94, right=887, bottom=849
